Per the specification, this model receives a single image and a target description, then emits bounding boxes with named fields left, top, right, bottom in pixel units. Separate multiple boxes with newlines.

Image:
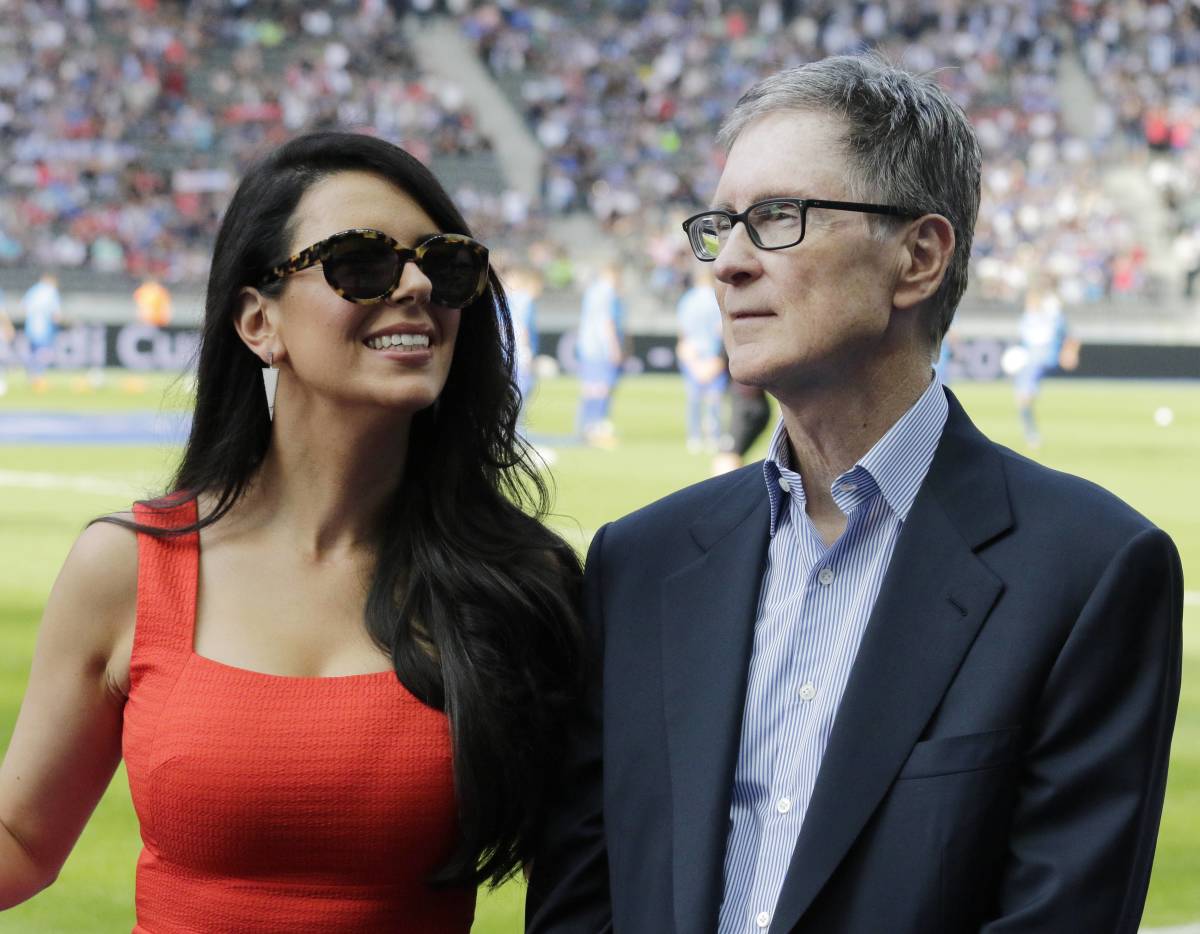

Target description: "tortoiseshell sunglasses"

left=260, top=228, right=490, bottom=308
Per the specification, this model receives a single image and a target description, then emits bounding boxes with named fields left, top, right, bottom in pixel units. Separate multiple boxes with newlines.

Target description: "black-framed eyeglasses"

left=682, top=198, right=923, bottom=262
left=261, top=228, right=490, bottom=308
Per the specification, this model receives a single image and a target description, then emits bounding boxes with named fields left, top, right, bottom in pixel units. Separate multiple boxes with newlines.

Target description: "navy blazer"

left=527, top=389, right=1183, bottom=934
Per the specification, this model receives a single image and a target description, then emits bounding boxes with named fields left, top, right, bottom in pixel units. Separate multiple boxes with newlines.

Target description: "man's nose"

left=712, top=222, right=762, bottom=286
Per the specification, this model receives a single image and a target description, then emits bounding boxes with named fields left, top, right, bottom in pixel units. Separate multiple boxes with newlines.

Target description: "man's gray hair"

left=718, top=54, right=981, bottom=347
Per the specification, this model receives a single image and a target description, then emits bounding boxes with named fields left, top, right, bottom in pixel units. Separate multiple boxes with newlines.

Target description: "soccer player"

left=1013, top=274, right=1072, bottom=447
left=575, top=261, right=624, bottom=448
left=0, top=291, right=14, bottom=397
left=506, top=266, right=541, bottom=425
left=20, top=272, right=62, bottom=393
left=676, top=266, right=727, bottom=453
left=133, top=277, right=173, bottom=328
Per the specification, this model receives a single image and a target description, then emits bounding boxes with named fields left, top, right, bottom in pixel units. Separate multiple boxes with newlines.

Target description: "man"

left=506, top=266, right=542, bottom=421
left=575, top=261, right=625, bottom=448
left=0, top=289, right=14, bottom=396
left=1012, top=274, right=1074, bottom=448
left=676, top=266, right=728, bottom=454
left=712, top=379, right=770, bottom=476
left=133, top=276, right=173, bottom=328
left=527, top=55, right=1182, bottom=934
left=20, top=272, right=62, bottom=393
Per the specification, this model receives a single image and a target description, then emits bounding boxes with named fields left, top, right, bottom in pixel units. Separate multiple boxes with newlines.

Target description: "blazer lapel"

left=769, top=391, right=1012, bottom=933
left=661, top=469, right=771, bottom=934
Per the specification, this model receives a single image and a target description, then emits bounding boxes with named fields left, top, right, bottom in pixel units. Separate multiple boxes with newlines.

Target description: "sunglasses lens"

left=422, top=239, right=487, bottom=308
left=324, top=236, right=399, bottom=301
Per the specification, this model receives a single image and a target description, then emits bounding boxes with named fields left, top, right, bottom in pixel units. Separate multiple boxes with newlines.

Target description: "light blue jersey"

left=577, top=279, right=623, bottom=364
left=1019, top=295, right=1066, bottom=371
left=676, top=285, right=723, bottom=361
left=22, top=280, right=61, bottom=348
left=509, top=290, right=538, bottom=358
left=507, top=288, right=538, bottom=401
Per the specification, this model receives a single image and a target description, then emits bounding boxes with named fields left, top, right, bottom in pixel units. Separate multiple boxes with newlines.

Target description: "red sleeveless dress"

left=121, top=498, right=475, bottom=932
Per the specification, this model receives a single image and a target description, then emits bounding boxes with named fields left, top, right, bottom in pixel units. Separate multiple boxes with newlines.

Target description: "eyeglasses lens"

left=748, top=201, right=804, bottom=248
left=325, top=238, right=399, bottom=301
left=320, top=234, right=485, bottom=307
left=423, top=241, right=483, bottom=308
left=691, top=216, right=729, bottom=260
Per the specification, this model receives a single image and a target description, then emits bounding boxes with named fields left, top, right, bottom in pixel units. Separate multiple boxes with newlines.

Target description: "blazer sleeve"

left=526, top=524, right=614, bottom=934
left=981, top=525, right=1184, bottom=933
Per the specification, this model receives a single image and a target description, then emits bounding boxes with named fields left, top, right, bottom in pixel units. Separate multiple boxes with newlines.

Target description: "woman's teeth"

left=367, top=334, right=430, bottom=350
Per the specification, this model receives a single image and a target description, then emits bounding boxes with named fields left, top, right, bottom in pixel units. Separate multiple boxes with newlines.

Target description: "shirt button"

left=839, top=482, right=857, bottom=493
left=777, top=475, right=789, bottom=492
left=756, top=911, right=771, bottom=928
left=799, top=682, right=816, bottom=701
left=817, top=567, right=834, bottom=586
left=776, top=797, right=792, bottom=814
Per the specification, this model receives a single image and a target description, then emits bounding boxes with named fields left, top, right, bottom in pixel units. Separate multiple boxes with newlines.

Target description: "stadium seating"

left=1, top=0, right=502, bottom=288
left=464, top=0, right=1199, bottom=311
left=3, top=0, right=1197, bottom=320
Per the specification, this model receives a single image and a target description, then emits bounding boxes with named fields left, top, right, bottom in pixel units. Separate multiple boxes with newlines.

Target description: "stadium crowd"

left=465, top=0, right=1200, bottom=306
left=2, top=0, right=494, bottom=283
left=3, top=0, right=1198, bottom=309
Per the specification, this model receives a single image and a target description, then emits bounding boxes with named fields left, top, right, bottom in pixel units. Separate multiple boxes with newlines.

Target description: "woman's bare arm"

left=0, top=520, right=137, bottom=907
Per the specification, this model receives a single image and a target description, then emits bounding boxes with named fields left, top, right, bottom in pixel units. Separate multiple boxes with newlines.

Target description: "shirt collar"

left=761, top=374, right=949, bottom=535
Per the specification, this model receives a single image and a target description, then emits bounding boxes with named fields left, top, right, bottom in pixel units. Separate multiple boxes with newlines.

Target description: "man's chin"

left=727, top=354, right=782, bottom=391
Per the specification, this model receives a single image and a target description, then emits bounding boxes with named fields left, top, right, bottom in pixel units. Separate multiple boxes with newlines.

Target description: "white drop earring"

left=262, top=351, right=278, bottom=422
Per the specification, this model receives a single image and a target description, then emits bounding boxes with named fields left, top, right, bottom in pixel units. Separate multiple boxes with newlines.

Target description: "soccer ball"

left=1000, top=345, right=1029, bottom=376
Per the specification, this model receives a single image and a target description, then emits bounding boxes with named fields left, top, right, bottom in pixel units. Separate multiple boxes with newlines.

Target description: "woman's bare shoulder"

left=67, top=514, right=138, bottom=577
left=47, top=516, right=140, bottom=646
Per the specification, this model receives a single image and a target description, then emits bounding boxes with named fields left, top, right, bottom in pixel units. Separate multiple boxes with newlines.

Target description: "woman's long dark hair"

left=109, top=132, right=583, bottom=887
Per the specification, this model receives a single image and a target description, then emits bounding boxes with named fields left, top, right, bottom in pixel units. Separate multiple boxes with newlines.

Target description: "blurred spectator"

left=133, top=276, right=172, bottom=326
left=1172, top=224, right=1200, bottom=299
left=7, top=0, right=1197, bottom=315
left=466, top=0, right=1195, bottom=310
left=2, top=0, right=495, bottom=285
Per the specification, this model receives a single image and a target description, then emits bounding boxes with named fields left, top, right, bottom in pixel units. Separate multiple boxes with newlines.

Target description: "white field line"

left=1142, top=925, right=1200, bottom=933
left=0, top=469, right=140, bottom=498
left=1186, top=592, right=1200, bottom=607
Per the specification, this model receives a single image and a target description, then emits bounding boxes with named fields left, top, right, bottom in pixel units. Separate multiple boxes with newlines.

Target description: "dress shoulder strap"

left=131, top=495, right=199, bottom=659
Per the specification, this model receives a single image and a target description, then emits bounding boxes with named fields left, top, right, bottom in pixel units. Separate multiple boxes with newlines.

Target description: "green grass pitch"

left=0, top=371, right=1197, bottom=931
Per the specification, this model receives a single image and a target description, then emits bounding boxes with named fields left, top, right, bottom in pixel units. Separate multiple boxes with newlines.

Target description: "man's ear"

left=893, top=214, right=955, bottom=312
left=233, top=287, right=283, bottom=363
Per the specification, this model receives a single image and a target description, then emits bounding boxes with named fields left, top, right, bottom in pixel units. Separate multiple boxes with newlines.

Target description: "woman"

left=0, top=132, right=583, bottom=931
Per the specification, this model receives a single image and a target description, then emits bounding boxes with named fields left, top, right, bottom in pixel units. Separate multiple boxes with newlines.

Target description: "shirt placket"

left=744, top=488, right=839, bottom=932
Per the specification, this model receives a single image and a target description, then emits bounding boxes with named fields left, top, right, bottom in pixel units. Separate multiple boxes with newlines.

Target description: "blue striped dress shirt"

left=717, top=376, right=949, bottom=934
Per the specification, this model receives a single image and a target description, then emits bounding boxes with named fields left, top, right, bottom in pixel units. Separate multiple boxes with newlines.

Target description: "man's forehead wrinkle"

left=712, top=112, right=856, bottom=214
left=710, top=190, right=818, bottom=212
